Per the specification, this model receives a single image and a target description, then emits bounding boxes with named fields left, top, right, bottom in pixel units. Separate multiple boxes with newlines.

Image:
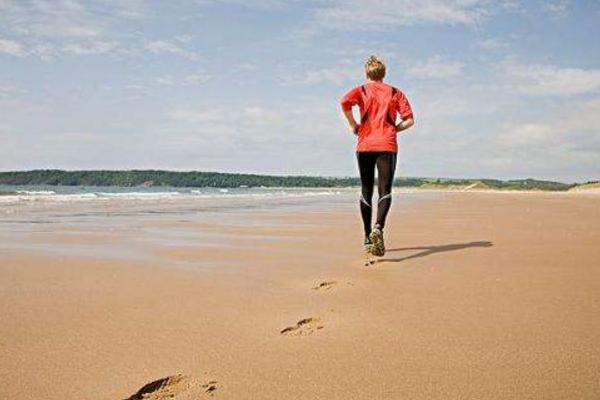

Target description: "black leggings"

left=356, top=151, right=397, bottom=237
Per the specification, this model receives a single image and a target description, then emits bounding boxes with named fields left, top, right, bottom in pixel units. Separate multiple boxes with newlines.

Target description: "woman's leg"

left=375, top=152, right=397, bottom=230
left=356, top=151, right=377, bottom=238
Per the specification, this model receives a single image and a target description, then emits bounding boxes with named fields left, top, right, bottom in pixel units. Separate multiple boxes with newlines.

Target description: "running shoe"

left=369, top=225, right=385, bottom=256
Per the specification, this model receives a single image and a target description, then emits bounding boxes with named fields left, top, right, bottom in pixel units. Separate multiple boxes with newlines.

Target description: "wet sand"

left=1, top=192, right=599, bottom=399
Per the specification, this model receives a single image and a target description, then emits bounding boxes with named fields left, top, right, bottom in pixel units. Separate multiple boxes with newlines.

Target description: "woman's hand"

left=352, top=123, right=360, bottom=136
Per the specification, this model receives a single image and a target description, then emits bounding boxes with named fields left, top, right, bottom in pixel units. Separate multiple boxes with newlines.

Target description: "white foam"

left=0, top=188, right=345, bottom=205
left=93, top=191, right=183, bottom=199
left=16, top=190, right=56, bottom=195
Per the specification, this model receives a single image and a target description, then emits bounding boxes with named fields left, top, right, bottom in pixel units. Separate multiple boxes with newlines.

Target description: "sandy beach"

left=1, top=192, right=599, bottom=399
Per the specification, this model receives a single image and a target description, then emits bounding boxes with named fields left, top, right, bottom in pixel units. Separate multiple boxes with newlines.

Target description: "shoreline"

left=1, top=185, right=600, bottom=202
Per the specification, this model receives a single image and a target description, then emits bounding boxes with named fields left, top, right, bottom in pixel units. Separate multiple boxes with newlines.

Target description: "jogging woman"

left=340, top=55, right=414, bottom=257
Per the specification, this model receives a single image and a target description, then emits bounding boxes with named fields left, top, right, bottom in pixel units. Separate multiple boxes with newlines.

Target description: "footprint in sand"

left=280, top=317, right=323, bottom=336
left=124, top=374, right=218, bottom=399
left=364, top=255, right=378, bottom=266
left=312, top=281, right=337, bottom=291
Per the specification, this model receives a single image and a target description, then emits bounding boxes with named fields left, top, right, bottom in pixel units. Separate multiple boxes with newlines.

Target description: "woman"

left=340, top=55, right=414, bottom=257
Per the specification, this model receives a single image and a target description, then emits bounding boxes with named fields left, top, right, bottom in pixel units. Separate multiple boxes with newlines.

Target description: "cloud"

left=54, top=132, right=101, bottom=143
left=0, top=37, right=124, bottom=59
left=400, top=95, right=600, bottom=182
left=144, top=40, right=201, bottom=61
left=62, top=40, right=119, bottom=55
left=407, top=55, right=465, bottom=79
left=312, top=0, right=494, bottom=30
left=168, top=109, right=226, bottom=124
left=0, top=0, right=103, bottom=38
left=184, top=73, right=211, bottom=84
left=156, top=97, right=351, bottom=175
left=498, top=99, right=600, bottom=148
left=168, top=106, right=281, bottom=126
left=0, top=0, right=146, bottom=59
left=240, top=106, right=282, bottom=125
left=543, top=0, right=571, bottom=16
left=154, top=73, right=211, bottom=86
left=280, top=66, right=360, bottom=86
left=0, top=38, right=25, bottom=56
left=0, top=0, right=147, bottom=37
left=0, top=84, right=28, bottom=98
left=501, top=59, right=600, bottom=96
left=497, top=122, right=557, bottom=148
left=163, top=105, right=288, bottom=156
left=494, top=99, right=600, bottom=177
left=155, top=76, right=176, bottom=86
left=200, top=0, right=295, bottom=9
left=110, top=0, right=148, bottom=19
left=477, top=37, right=509, bottom=50
left=28, top=43, right=59, bottom=61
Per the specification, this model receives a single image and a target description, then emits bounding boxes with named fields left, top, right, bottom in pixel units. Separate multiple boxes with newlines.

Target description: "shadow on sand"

left=378, top=241, right=493, bottom=263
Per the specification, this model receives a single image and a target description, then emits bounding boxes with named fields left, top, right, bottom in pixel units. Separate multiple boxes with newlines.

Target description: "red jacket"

left=340, top=81, right=413, bottom=152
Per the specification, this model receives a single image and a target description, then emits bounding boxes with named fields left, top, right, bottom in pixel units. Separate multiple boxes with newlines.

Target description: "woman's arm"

left=395, top=117, right=414, bottom=133
left=340, top=87, right=362, bottom=135
left=343, top=110, right=360, bottom=135
left=394, top=90, right=414, bottom=134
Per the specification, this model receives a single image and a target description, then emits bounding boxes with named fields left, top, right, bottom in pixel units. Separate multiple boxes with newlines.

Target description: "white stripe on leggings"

left=378, top=193, right=392, bottom=203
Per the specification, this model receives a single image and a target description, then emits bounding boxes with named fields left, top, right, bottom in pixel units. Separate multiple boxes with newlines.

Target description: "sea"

left=0, top=184, right=439, bottom=264
left=0, top=184, right=361, bottom=216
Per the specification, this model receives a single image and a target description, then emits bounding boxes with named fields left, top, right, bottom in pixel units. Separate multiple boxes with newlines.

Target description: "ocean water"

left=0, top=184, right=441, bottom=265
left=0, top=185, right=363, bottom=218
left=0, top=184, right=351, bottom=204
left=0, top=185, right=350, bottom=263
left=0, top=184, right=443, bottom=221
left=0, top=185, right=353, bottom=230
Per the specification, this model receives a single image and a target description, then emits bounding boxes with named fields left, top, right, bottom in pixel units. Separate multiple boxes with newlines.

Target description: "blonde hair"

left=365, top=55, right=386, bottom=81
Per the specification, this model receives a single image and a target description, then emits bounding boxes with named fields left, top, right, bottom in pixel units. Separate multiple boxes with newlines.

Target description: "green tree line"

left=0, top=170, right=580, bottom=191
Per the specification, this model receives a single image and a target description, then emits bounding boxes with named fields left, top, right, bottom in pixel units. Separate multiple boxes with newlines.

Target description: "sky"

left=1, top=0, right=599, bottom=182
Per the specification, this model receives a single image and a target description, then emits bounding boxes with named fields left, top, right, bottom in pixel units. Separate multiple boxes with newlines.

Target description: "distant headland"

left=0, top=169, right=597, bottom=192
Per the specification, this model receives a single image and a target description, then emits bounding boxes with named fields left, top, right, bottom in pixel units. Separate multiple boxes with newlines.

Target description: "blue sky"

left=1, top=0, right=599, bottom=182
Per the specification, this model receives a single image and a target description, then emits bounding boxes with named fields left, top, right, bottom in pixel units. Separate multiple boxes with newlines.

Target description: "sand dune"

left=569, top=182, right=600, bottom=192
